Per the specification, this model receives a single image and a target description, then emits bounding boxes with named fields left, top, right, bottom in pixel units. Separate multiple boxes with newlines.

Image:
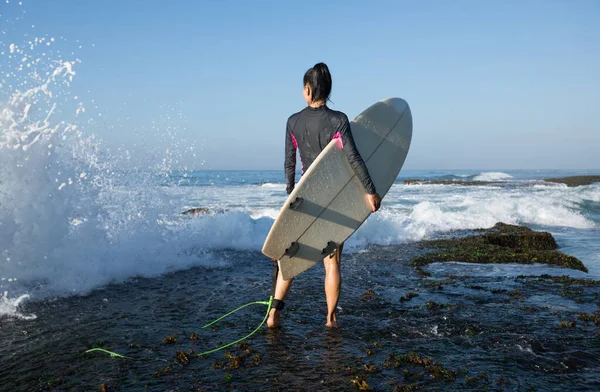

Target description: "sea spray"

left=0, top=27, right=212, bottom=318
left=0, top=291, right=36, bottom=320
left=0, top=65, right=223, bottom=316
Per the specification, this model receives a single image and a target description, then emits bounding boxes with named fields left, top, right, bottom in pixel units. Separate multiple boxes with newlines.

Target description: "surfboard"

left=262, top=98, right=412, bottom=280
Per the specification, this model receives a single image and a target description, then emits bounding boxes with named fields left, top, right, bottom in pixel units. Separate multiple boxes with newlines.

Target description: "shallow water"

left=2, top=242, right=600, bottom=391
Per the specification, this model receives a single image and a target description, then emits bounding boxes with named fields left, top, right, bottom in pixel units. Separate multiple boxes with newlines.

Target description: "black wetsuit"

left=285, top=105, right=376, bottom=195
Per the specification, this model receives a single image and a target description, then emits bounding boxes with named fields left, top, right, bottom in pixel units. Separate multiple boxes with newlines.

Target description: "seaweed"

left=412, top=223, right=587, bottom=272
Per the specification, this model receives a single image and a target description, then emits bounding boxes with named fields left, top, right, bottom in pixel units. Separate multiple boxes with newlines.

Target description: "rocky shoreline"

left=5, top=223, right=598, bottom=391
left=404, top=174, right=600, bottom=187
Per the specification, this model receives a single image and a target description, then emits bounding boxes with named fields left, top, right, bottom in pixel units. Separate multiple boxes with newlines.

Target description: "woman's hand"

left=366, top=193, right=382, bottom=212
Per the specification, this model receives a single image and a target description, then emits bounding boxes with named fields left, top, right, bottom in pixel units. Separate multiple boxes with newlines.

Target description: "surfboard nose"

left=382, top=97, right=409, bottom=114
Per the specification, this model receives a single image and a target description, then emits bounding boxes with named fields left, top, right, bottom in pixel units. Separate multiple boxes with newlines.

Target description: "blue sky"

left=1, top=0, right=599, bottom=170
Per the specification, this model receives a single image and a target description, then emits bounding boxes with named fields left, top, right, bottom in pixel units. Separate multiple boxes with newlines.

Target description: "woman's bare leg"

left=267, top=269, right=293, bottom=328
left=323, top=244, right=343, bottom=327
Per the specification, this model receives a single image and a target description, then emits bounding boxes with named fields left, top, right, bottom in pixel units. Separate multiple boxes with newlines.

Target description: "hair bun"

left=303, top=62, right=332, bottom=103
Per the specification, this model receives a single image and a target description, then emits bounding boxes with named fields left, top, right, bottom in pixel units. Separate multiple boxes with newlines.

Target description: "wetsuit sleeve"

left=340, top=116, right=377, bottom=194
left=284, top=119, right=297, bottom=194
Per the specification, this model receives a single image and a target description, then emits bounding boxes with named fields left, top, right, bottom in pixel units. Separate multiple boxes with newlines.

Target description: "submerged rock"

left=544, top=175, right=600, bottom=187
left=412, top=222, right=587, bottom=272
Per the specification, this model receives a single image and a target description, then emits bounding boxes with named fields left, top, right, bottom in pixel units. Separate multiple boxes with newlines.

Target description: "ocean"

left=2, top=167, right=599, bottom=314
left=1, top=161, right=599, bottom=390
left=2, top=17, right=600, bottom=391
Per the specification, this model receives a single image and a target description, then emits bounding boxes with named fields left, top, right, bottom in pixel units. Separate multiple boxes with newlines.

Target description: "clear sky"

left=1, top=0, right=599, bottom=170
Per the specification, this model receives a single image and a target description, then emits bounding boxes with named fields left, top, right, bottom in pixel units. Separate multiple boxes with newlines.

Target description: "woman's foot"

left=267, top=308, right=281, bottom=328
left=325, top=313, right=337, bottom=328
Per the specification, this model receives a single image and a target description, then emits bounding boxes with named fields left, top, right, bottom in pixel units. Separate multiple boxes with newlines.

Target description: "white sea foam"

left=579, top=184, right=600, bottom=203
left=260, top=182, right=285, bottom=189
left=472, top=172, right=513, bottom=182
left=348, top=184, right=596, bottom=249
left=0, top=292, right=36, bottom=320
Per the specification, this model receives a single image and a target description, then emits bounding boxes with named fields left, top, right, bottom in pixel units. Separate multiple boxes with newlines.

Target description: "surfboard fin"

left=321, top=241, right=338, bottom=257
left=284, top=241, right=300, bottom=258
left=289, top=197, right=304, bottom=210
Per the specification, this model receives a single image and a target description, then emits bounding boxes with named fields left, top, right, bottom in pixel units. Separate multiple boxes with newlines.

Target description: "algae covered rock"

left=544, top=175, right=600, bottom=187
left=413, top=223, right=587, bottom=272
left=481, top=222, right=557, bottom=250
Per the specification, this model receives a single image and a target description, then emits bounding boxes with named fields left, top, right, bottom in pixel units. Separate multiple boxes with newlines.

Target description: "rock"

left=182, top=207, right=212, bottom=216
left=182, top=207, right=228, bottom=216
left=481, top=223, right=557, bottom=250
left=544, top=176, right=600, bottom=187
left=412, top=223, right=587, bottom=272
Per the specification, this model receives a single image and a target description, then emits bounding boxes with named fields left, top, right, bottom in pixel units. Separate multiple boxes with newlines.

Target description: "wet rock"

left=558, top=320, right=576, bottom=328
left=560, top=351, right=597, bottom=370
left=412, top=223, right=587, bottom=272
left=544, top=175, right=600, bottom=187
left=400, top=292, right=418, bottom=303
left=182, top=207, right=212, bottom=216
left=383, top=351, right=458, bottom=382
left=577, top=312, right=600, bottom=326
left=175, top=351, right=190, bottom=365
left=153, top=366, right=172, bottom=378
left=350, top=374, right=370, bottom=390
left=529, top=339, right=546, bottom=353
left=562, top=357, right=587, bottom=370
left=360, top=289, right=376, bottom=302
left=415, top=266, right=431, bottom=277
left=363, top=364, right=378, bottom=373
left=182, top=207, right=228, bottom=216
left=162, top=334, right=178, bottom=344
left=393, top=384, right=418, bottom=392
left=483, top=225, right=557, bottom=250
left=99, top=384, right=112, bottom=392
left=425, top=300, right=448, bottom=311
left=211, top=343, right=256, bottom=371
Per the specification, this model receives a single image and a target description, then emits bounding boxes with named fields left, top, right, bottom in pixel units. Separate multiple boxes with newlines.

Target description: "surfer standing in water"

left=268, top=62, right=381, bottom=328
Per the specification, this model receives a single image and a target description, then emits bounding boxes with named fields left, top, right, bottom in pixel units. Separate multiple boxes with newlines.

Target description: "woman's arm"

left=284, top=120, right=297, bottom=195
left=339, top=115, right=377, bottom=195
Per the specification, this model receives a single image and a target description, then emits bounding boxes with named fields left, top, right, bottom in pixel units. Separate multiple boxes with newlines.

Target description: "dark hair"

left=303, top=62, right=332, bottom=104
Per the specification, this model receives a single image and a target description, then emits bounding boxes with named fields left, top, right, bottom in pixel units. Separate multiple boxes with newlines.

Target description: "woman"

left=267, top=62, right=382, bottom=328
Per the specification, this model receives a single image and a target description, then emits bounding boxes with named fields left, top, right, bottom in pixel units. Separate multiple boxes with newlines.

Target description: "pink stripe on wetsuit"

left=332, top=131, right=343, bottom=148
left=290, top=133, right=298, bottom=149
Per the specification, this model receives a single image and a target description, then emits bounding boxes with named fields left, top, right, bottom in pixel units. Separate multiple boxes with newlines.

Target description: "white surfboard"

left=262, top=98, right=412, bottom=280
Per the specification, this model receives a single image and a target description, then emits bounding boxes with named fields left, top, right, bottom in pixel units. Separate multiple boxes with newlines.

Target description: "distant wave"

left=401, top=171, right=515, bottom=185
left=472, top=172, right=514, bottom=182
